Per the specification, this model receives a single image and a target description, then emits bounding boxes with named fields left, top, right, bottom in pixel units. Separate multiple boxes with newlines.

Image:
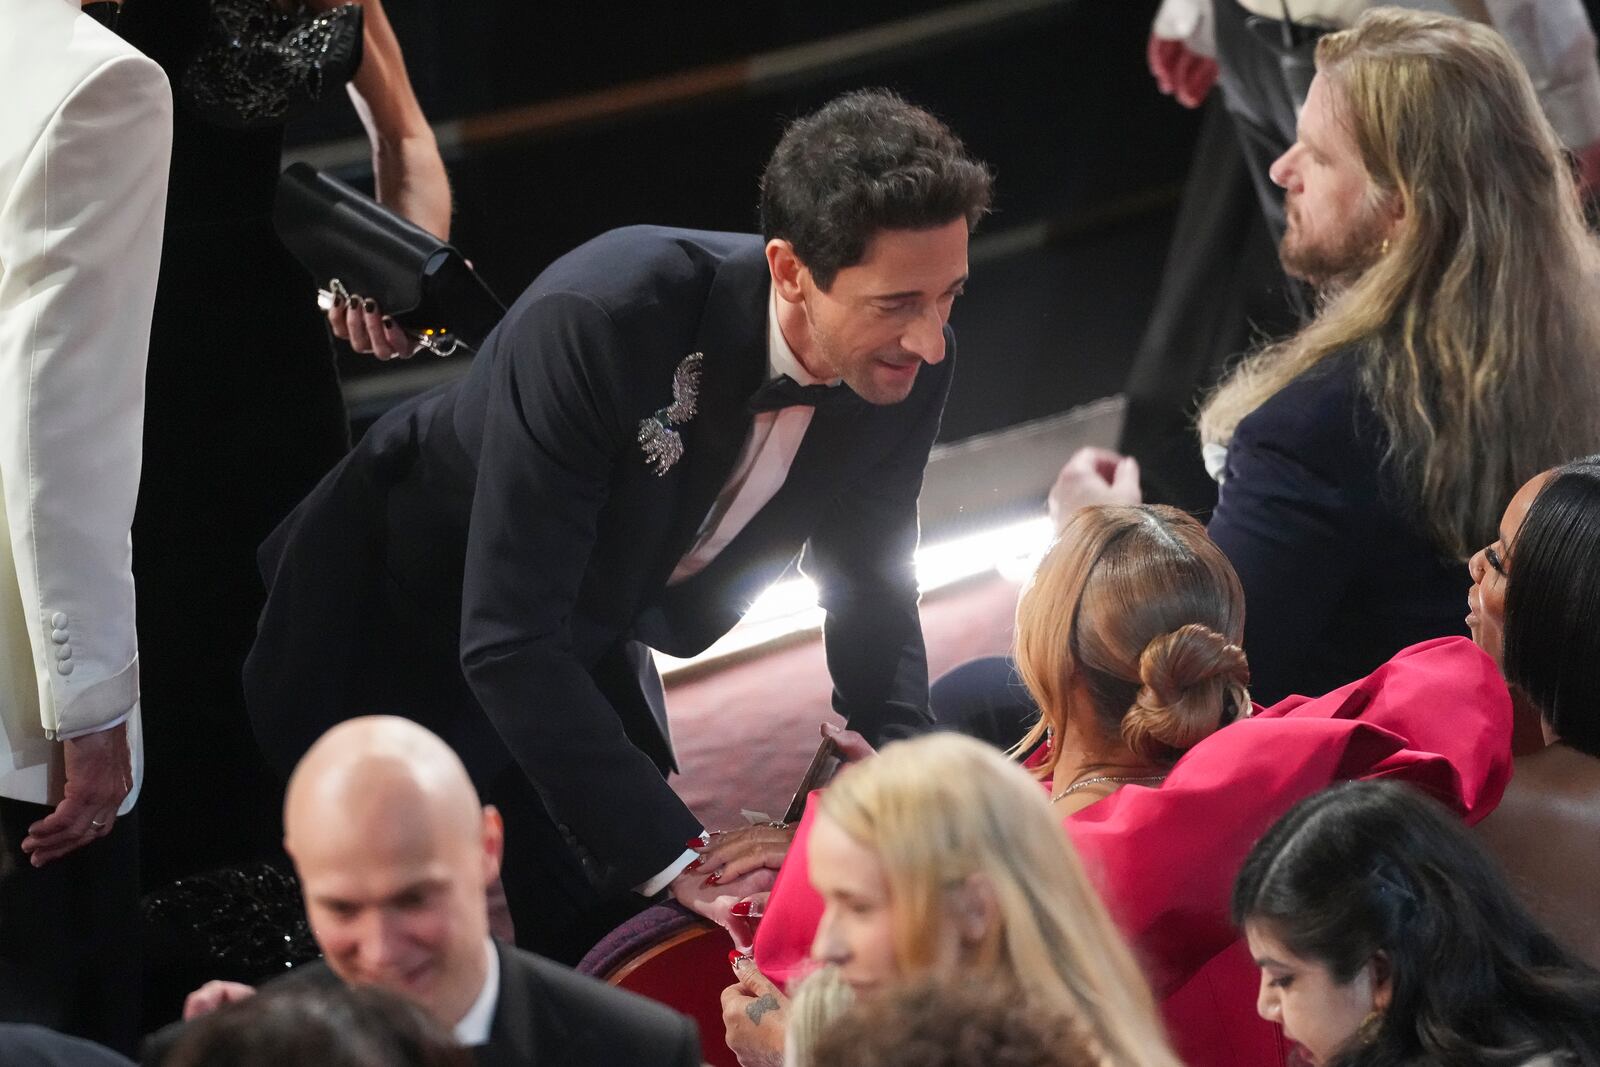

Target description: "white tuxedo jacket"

left=0, top=0, right=170, bottom=808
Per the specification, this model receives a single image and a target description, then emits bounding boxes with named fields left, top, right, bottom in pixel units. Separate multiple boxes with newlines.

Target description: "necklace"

left=1050, top=773, right=1167, bottom=804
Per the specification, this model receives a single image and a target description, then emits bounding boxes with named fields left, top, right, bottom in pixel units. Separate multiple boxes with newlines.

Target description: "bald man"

left=163, top=718, right=699, bottom=1067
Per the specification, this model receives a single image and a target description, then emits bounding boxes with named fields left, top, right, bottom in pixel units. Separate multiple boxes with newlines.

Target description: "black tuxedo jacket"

left=1207, top=349, right=1468, bottom=704
left=2, top=1026, right=134, bottom=1067
left=246, top=227, right=952, bottom=891
left=142, top=942, right=701, bottom=1067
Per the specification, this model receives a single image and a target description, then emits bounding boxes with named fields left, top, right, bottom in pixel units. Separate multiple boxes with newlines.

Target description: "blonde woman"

left=782, top=967, right=854, bottom=1067
left=722, top=733, right=1181, bottom=1067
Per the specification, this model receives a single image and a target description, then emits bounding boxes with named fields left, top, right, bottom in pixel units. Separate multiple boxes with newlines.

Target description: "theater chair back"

left=579, top=902, right=740, bottom=1067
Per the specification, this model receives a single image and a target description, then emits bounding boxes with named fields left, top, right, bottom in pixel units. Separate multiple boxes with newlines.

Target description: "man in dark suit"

left=168, top=717, right=700, bottom=1067
left=244, top=88, right=993, bottom=961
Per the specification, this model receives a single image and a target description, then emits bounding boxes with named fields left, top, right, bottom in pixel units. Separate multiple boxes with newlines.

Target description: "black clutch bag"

left=273, top=162, right=506, bottom=354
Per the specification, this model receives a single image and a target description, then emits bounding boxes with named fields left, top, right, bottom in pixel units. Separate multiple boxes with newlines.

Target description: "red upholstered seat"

left=579, top=902, right=740, bottom=1067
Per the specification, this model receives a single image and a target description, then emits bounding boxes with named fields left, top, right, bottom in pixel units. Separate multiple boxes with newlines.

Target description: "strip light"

left=656, top=515, right=1055, bottom=677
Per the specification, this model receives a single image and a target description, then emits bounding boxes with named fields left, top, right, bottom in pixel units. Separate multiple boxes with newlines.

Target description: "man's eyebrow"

left=870, top=275, right=969, bottom=301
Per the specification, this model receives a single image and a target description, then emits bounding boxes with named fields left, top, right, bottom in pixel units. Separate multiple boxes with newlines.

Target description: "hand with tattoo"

left=721, top=955, right=789, bottom=1067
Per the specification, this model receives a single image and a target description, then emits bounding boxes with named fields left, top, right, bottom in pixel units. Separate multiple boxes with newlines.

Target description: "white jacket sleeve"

left=0, top=51, right=171, bottom=740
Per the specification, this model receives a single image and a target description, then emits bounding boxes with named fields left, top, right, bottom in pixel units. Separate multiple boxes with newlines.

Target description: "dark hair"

left=161, top=984, right=470, bottom=1067
left=1503, top=455, right=1600, bottom=758
left=807, top=977, right=1098, bottom=1067
left=759, top=88, right=993, bottom=290
left=1232, top=781, right=1600, bottom=1067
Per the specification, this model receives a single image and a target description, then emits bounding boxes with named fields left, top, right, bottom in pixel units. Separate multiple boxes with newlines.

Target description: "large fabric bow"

left=747, top=376, right=860, bottom=413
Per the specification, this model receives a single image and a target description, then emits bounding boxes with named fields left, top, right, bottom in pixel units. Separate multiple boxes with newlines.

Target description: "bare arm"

left=341, top=0, right=451, bottom=237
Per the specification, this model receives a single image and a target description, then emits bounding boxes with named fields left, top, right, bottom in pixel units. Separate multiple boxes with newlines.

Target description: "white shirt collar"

left=767, top=286, right=839, bottom=387
left=453, top=938, right=500, bottom=1047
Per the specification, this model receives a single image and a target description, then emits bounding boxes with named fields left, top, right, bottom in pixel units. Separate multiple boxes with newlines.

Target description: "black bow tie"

left=748, top=376, right=857, bottom=413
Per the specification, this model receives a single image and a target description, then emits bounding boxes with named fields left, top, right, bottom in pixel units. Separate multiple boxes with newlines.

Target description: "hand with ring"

left=320, top=279, right=417, bottom=361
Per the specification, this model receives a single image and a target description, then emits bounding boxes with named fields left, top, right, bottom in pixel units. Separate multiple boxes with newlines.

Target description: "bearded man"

left=1055, top=8, right=1600, bottom=704
left=244, top=88, right=992, bottom=963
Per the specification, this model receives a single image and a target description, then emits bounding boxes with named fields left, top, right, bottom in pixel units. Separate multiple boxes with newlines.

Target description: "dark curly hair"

left=759, top=88, right=993, bottom=290
left=1232, top=781, right=1600, bottom=1067
left=162, top=983, right=470, bottom=1067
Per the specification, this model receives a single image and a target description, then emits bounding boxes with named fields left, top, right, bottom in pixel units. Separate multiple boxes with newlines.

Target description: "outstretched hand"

left=1148, top=33, right=1218, bottom=109
left=183, top=980, right=257, bottom=1021
left=1048, top=447, right=1142, bottom=531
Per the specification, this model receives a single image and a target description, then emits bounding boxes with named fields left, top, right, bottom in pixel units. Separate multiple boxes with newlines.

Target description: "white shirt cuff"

left=636, top=847, right=700, bottom=897
left=55, top=711, right=130, bottom=742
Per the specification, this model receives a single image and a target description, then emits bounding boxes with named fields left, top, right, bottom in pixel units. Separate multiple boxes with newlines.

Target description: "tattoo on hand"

left=746, top=994, right=781, bottom=1026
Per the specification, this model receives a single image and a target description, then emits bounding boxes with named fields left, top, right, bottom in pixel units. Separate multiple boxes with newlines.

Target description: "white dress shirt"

left=639, top=287, right=839, bottom=896
left=668, top=286, right=836, bottom=584
left=453, top=938, right=501, bottom=1047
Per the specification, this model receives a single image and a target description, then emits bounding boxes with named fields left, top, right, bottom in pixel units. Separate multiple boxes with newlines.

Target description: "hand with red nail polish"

left=668, top=863, right=776, bottom=929
left=683, top=823, right=796, bottom=893
left=726, top=891, right=769, bottom=954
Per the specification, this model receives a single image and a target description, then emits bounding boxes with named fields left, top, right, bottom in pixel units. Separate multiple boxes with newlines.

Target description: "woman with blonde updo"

left=1012, top=505, right=1251, bottom=812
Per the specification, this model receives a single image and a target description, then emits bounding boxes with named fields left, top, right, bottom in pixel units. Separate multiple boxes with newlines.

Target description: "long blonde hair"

left=784, top=967, right=856, bottom=1067
left=1198, top=8, right=1600, bottom=559
left=1013, top=505, right=1250, bottom=784
left=818, top=734, right=1182, bottom=1067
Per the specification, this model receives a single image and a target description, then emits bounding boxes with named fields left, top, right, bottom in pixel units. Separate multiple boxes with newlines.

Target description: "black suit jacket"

left=1207, top=350, right=1468, bottom=705
left=246, top=227, right=952, bottom=891
left=142, top=942, right=701, bottom=1067
left=1, top=1025, right=134, bottom=1067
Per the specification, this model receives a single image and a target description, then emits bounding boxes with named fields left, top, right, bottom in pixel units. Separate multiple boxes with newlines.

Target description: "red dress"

left=750, top=638, right=1513, bottom=1066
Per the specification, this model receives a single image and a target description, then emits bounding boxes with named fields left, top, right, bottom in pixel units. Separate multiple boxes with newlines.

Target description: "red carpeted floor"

left=664, top=574, right=1022, bottom=832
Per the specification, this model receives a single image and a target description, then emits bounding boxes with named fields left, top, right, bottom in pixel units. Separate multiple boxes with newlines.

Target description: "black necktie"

left=748, top=376, right=857, bottom=413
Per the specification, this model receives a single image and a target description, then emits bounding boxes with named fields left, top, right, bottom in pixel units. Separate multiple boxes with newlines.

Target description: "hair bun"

left=1122, top=623, right=1251, bottom=760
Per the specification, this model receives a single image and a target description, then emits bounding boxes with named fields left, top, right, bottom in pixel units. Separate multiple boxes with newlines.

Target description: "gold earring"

left=1356, top=1009, right=1384, bottom=1045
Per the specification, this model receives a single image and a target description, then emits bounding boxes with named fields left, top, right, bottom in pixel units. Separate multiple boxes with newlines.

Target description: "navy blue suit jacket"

left=245, top=228, right=951, bottom=891
left=1207, top=350, right=1468, bottom=705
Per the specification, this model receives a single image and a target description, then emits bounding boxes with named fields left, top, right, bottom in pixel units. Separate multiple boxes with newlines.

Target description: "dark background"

left=289, top=0, right=1205, bottom=441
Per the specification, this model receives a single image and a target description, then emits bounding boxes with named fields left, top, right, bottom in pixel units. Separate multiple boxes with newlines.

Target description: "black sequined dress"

left=119, top=0, right=352, bottom=891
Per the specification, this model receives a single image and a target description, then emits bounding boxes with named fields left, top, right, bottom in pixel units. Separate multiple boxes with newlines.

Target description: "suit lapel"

left=649, top=240, right=770, bottom=588
left=479, top=942, right=550, bottom=1067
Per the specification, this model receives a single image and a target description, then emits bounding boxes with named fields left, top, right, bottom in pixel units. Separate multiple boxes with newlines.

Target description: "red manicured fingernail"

left=686, top=837, right=705, bottom=849
left=729, top=949, right=745, bottom=964
left=704, top=873, right=721, bottom=886
left=684, top=858, right=703, bottom=872
left=730, top=900, right=752, bottom=917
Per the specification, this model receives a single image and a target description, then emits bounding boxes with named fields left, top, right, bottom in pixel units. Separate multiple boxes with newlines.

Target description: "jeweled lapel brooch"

left=637, top=352, right=704, bottom=476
